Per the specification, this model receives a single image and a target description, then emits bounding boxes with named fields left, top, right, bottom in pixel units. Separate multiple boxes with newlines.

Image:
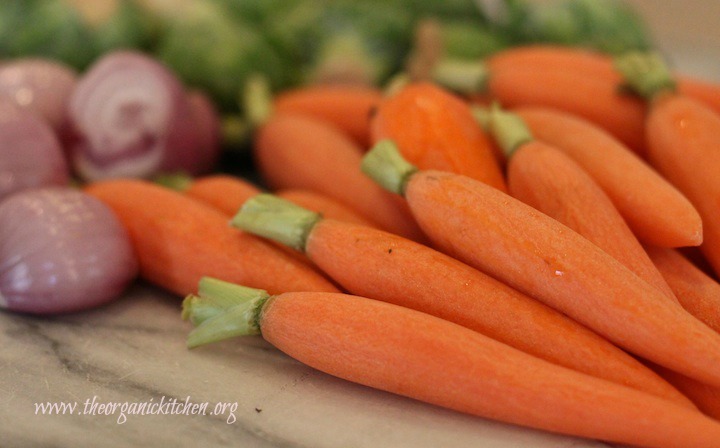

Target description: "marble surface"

left=1, top=283, right=612, bottom=448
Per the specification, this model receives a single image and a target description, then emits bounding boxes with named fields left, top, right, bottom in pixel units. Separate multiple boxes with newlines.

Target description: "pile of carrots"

left=84, top=45, right=720, bottom=448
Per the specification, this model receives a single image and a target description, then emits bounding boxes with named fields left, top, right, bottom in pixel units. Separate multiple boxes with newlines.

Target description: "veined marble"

left=1, top=283, right=612, bottom=448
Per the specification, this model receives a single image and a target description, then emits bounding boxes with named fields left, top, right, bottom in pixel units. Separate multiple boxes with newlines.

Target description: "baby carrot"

left=512, top=106, right=702, bottom=248
left=650, top=363, right=720, bottom=421
left=275, top=189, right=377, bottom=227
left=183, top=174, right=261, bottom=217
left=183, top=278, right=720, bottom=448
left=232, top=194, right=692, bottom=407
left=362, top=140, right=720, bottom=388
left=616, top=52, right=720, bottom=277
left=645, top=246, right=720, bottom=334
left=273, top=84, right=383, bottom=148
left=370, top=82, right=507, bottom=191
left=484, top=106, right=677, bottom=302
left=484, top=45, right=720, bottom=116
left=84, top=179, right=338, bottom=296
left=254, top=112, right=426, bottom=242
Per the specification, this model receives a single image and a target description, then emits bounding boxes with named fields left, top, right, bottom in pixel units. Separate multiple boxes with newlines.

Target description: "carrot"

left=646, top=246, right=720, bottom=334
left=616, top=52, right=720, bottom=278
left=183, top=174, right=262, bottom=217
left=84, top=179, right=338, bottom=296
left=370, top=82, right=507, bottom=191
left=361, top=140, right=720, bottom=388
left=254, top=112, right=426, bottom=242
left=275, top=189, right=377, bottom=227
left=272, top=84, right=383, bottom=148
left=232, top=194, right=693, bottom=407
left=512, top=106, right=702, bottom=248
left=182, top=278, right=720, bottom=448
left=650, top=363, right=720, bottom=421
left=484, top=44, right=720, bottom=116
left=483, top=107, right=678, bottom=303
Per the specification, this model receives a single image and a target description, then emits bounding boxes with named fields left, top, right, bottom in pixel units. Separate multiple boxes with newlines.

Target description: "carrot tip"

left=360, top=139, right=418, bottom=196
left=184, top=277, right=269, bottom=349
left=231, top=194, right=321, bottom=251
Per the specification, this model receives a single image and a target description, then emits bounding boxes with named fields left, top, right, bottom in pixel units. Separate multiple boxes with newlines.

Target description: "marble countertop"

left=1, top=283, right=613, bottom=448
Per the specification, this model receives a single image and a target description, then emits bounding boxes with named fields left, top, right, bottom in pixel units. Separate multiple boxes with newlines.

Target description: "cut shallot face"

left=0, top=58, right=78, bottom=134
left=0, top=101, right=69, bottom=202
left=69, top=51, right=188, bottom=181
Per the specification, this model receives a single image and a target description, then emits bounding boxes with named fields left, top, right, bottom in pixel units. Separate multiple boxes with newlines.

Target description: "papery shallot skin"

left=0, top=101, right=69, bottom=202
left=68, top=50, right=202, bottom=181
left=0, top=58, right=78, bottom=135
left=0, top=187, right=138, bottom=315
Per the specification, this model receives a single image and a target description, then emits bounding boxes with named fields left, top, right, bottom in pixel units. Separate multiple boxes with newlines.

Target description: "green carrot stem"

left=182, top=277, right=270, bottom=348
left=470, top=105, right=491, bottom=130
left=242, top=73, right=274, bottom=128
left=231, top=194, right=322, bottom=251
left=383, top=72, right=411, bottom=97
left=614, top=51, right=677, bottom=101
left=153, top=172, right=194, bottom=192
left=487, top=103, right=534, bottom=157
left=221, top=114, right=251, bottom=149
left=360, top=139, right=419, bottom=196
left=431, top=58, right=489, bottom=95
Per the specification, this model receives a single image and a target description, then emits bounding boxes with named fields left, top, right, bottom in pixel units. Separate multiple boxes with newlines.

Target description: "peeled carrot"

left=484, top=44, right=720, bottom=116
left=646, top=246, right=720, bottom=334
left=183, top=278, right=720, bottom=448
left=232, top=194, right=692, bottom=407
left=273, top=84, right=383, bottom=148
left=616, top=52, right=720, bottom=278
left=275, top=189, right=376, bottom=227
left=513, top=106, right=702, bottom=248
left=362, top=140, right=720, bottom=388
left=254, top=113, right=426, bottom=242
left=650, top=363, right=720, bottom=421
left=370, top=82, right=507, bottom=191
left=184, top=174, right=262, bottom=217
left=84, top=179, right=338, bottom=296
left=486, top=108, right=677, bottom=303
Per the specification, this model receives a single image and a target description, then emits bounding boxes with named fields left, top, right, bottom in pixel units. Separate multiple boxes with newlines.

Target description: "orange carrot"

left=513, top=106, right=702, bottom=248
left=275, top=189, right=376, bottom=227
left=273, top=84, right=383, bottom=148
left=370, top=82, right=507, bottom=191
left=646, top=246, right=720, bottom=334
left=232, top=194, right=693, bottom=407
left=183, top=278, right=720, bottom=448
left=84, top=179, right=338, bottom=296
left=484, top=108, right=677, bottom=303
left=616, top=52, right=720, bottom=278
left=254, top=112, right=426, bottom=242
left=650, top=363, right=720, bottom=421
left=484, top=45, right=720, bottom=116
left=184, top=174, right=261, bottom=217
left=362, top=140, right=720, bottom=388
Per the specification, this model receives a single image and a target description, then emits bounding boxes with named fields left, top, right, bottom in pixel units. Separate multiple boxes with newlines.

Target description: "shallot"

left=68, top=50, right=203, bottom=181
left=0, top=100, right=69, bottom=202
left=0, top=187, right=138, bottom=314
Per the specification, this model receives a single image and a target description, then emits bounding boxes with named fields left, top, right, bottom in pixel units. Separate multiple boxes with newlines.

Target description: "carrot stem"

left=183, top=278, right=269, bottom=348
left=242, top=73, right=274, bottom=128
left=360, top=139, right=418, bottom=196
left=232, top=194, right=321, bottom=251
left=153, top=172, right=194, bottom=192
left=487, top=104, right=534, bottom=157
left=614, top=52, right=676, bottom=100
left=431, top=58, right=489, bottom=95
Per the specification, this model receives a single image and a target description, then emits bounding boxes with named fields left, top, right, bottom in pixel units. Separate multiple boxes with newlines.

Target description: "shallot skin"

left=0, top=101, right=69, bottom=202
left=0, top=187, right=138, bottom=315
